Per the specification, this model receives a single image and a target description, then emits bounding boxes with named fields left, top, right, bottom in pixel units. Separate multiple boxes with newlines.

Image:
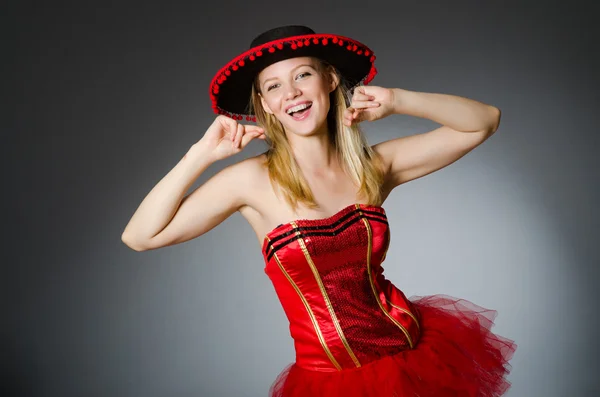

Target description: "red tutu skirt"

left=269, top=294, right=517, bottom=397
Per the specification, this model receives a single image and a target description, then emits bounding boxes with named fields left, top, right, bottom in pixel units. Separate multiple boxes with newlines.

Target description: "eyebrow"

left=262, top=64, right=315, bottom=88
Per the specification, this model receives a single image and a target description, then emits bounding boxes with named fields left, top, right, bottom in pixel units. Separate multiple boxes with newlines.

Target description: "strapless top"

left=261, top=203, right=421, bottom=372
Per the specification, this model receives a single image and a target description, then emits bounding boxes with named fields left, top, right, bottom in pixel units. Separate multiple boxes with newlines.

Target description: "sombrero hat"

left=208, top=25, right=377, bottom=121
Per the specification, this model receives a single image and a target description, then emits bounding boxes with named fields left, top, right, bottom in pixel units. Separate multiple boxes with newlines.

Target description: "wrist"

left=390, top=88, right=411, bottom=114
left=185, top=142, right=218, bottom=166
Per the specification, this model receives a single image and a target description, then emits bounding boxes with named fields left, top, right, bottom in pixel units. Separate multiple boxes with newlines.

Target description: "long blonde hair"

left=250, top=58, right=385, bottom=211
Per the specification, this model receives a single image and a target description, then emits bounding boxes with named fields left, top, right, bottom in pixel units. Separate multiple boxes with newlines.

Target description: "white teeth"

left=286, top=102, right=312, bottom=114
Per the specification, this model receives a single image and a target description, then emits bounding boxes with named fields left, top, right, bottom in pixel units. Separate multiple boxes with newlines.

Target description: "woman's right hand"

left=199, top=115, right=266, bottom=162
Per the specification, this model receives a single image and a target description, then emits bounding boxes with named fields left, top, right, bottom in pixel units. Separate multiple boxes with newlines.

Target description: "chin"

left=281, top=111, right=328, bottom=136
left=285, top=122, right=326, bottom=137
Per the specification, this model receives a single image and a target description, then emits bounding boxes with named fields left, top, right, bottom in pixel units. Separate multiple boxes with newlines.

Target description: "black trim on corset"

left=265, top=208, right=388, bottom=261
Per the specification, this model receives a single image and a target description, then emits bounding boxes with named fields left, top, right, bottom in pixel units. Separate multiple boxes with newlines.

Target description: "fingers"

left=215, top=115, right=238, bottom=141
left=350, top=91, right=380, bottom=110
left=232, top=123, right=244, bottom=148
left=353, top=86, right=367, bottom=96
left=244, top=125, right=266, bottom=143
left=349, top=92, right=379, bottom=113
left=352, top=91, right=373, bottom=102
left=243, top=125, right=265, bottom=134
left=343, top=108, right=361, bottom=126
left=215, top=115, right=265, bottom=149
left=239, top=129, right=266, bottom=148
left=351, top=100, right=380, bottom=109
left=344, top=90, right=380, bottom=126
left=232, top=124, right=266, bottom=149
left=350, top=86, right=381, bottom=109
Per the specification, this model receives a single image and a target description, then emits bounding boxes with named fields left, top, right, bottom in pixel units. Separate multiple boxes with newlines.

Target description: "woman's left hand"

left=343, top=85, right=396, bottom=126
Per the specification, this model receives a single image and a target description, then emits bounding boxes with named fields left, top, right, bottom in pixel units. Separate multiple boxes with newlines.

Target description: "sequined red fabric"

left=262, top=203, right=516, bottom=396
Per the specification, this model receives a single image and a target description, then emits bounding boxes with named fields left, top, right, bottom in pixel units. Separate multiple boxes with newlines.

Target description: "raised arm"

left=344, top=86, right=501, bottom=188
left=121, top=116, right=265, bottom=251
left=374, top=88, right=501, bottom=187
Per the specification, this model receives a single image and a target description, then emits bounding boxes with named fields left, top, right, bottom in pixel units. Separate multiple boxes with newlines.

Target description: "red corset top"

left=262, top=203, right=421, bottom=372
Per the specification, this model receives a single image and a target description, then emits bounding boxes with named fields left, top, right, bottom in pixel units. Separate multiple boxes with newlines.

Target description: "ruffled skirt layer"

left=269, top=294, right=517, bottom=397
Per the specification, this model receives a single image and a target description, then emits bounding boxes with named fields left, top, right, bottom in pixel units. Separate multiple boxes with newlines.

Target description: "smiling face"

left=257, top=56, right=338, bottom=136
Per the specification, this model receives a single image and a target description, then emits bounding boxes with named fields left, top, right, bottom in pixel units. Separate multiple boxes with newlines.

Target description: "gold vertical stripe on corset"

left=293, top=222, right=362, bottom=369
left=381, top=228, right=390, bottom=263
left=269, top=237, right=342, bottom=371
left=358, top=205, right=414, bottom=349
left=375, top=220, right=418, bottom=328
left=383, top=298, right=420, bottom=330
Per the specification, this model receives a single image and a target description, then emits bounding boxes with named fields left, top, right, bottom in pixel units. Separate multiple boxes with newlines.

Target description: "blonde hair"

left=250, top=58, right=385, bottom=211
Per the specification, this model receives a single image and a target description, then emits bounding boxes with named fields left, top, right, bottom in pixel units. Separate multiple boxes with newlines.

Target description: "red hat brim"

left=209, top=33, right=377, bottom=121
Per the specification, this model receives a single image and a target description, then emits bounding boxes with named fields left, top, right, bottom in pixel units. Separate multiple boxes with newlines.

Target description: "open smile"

left=286, top=102, right=313, bottom=121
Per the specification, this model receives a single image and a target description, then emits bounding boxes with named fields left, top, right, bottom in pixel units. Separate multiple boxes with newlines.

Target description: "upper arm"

left=139, top=157, right=260, bottom=251
left=373, top=123, right=497, bottom=189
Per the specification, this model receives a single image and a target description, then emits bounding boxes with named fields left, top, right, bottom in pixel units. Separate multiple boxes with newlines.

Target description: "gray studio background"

left=8, top=1, right=599, bottom=396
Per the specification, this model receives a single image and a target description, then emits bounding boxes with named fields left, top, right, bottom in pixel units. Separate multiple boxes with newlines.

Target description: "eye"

left=267, top=83, right=280, bottom=91
left=296, top=72, right=311, bottom=80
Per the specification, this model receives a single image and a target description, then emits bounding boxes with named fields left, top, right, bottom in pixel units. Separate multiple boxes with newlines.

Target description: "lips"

left=285, top=101, right=313, bottom=114
left=290, top=105, right=311, bottom=121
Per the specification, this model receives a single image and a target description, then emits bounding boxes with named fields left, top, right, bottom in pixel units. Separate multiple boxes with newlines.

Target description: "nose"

left=285, top=84, right=301, bottom=100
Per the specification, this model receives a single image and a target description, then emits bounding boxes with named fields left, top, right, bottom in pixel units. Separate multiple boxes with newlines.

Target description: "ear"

left=259, top=93, right=274, bottom=114
left=328, top=67, right=339, bottom=93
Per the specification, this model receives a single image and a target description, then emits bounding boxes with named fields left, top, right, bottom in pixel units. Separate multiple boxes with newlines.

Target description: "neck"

left=287, top=124, right=339, bottom=175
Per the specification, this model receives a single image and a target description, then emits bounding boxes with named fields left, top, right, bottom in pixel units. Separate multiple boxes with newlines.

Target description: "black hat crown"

left=250, top=25, right=316, bottom=48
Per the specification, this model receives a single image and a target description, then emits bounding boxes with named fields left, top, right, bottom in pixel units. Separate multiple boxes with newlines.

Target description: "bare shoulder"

left=177, top=151, right=269, bottom=227
left=217, top=150, right=266, bottom=181
left=234, top=152, right=269, bottom=186
left=230, top=151, right=270, bottom=208
left=230, top=152, right=275, bottom=243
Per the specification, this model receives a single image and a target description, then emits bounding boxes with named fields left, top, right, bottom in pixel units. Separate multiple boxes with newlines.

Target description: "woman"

left=122, top=25, right=516, bottom=396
